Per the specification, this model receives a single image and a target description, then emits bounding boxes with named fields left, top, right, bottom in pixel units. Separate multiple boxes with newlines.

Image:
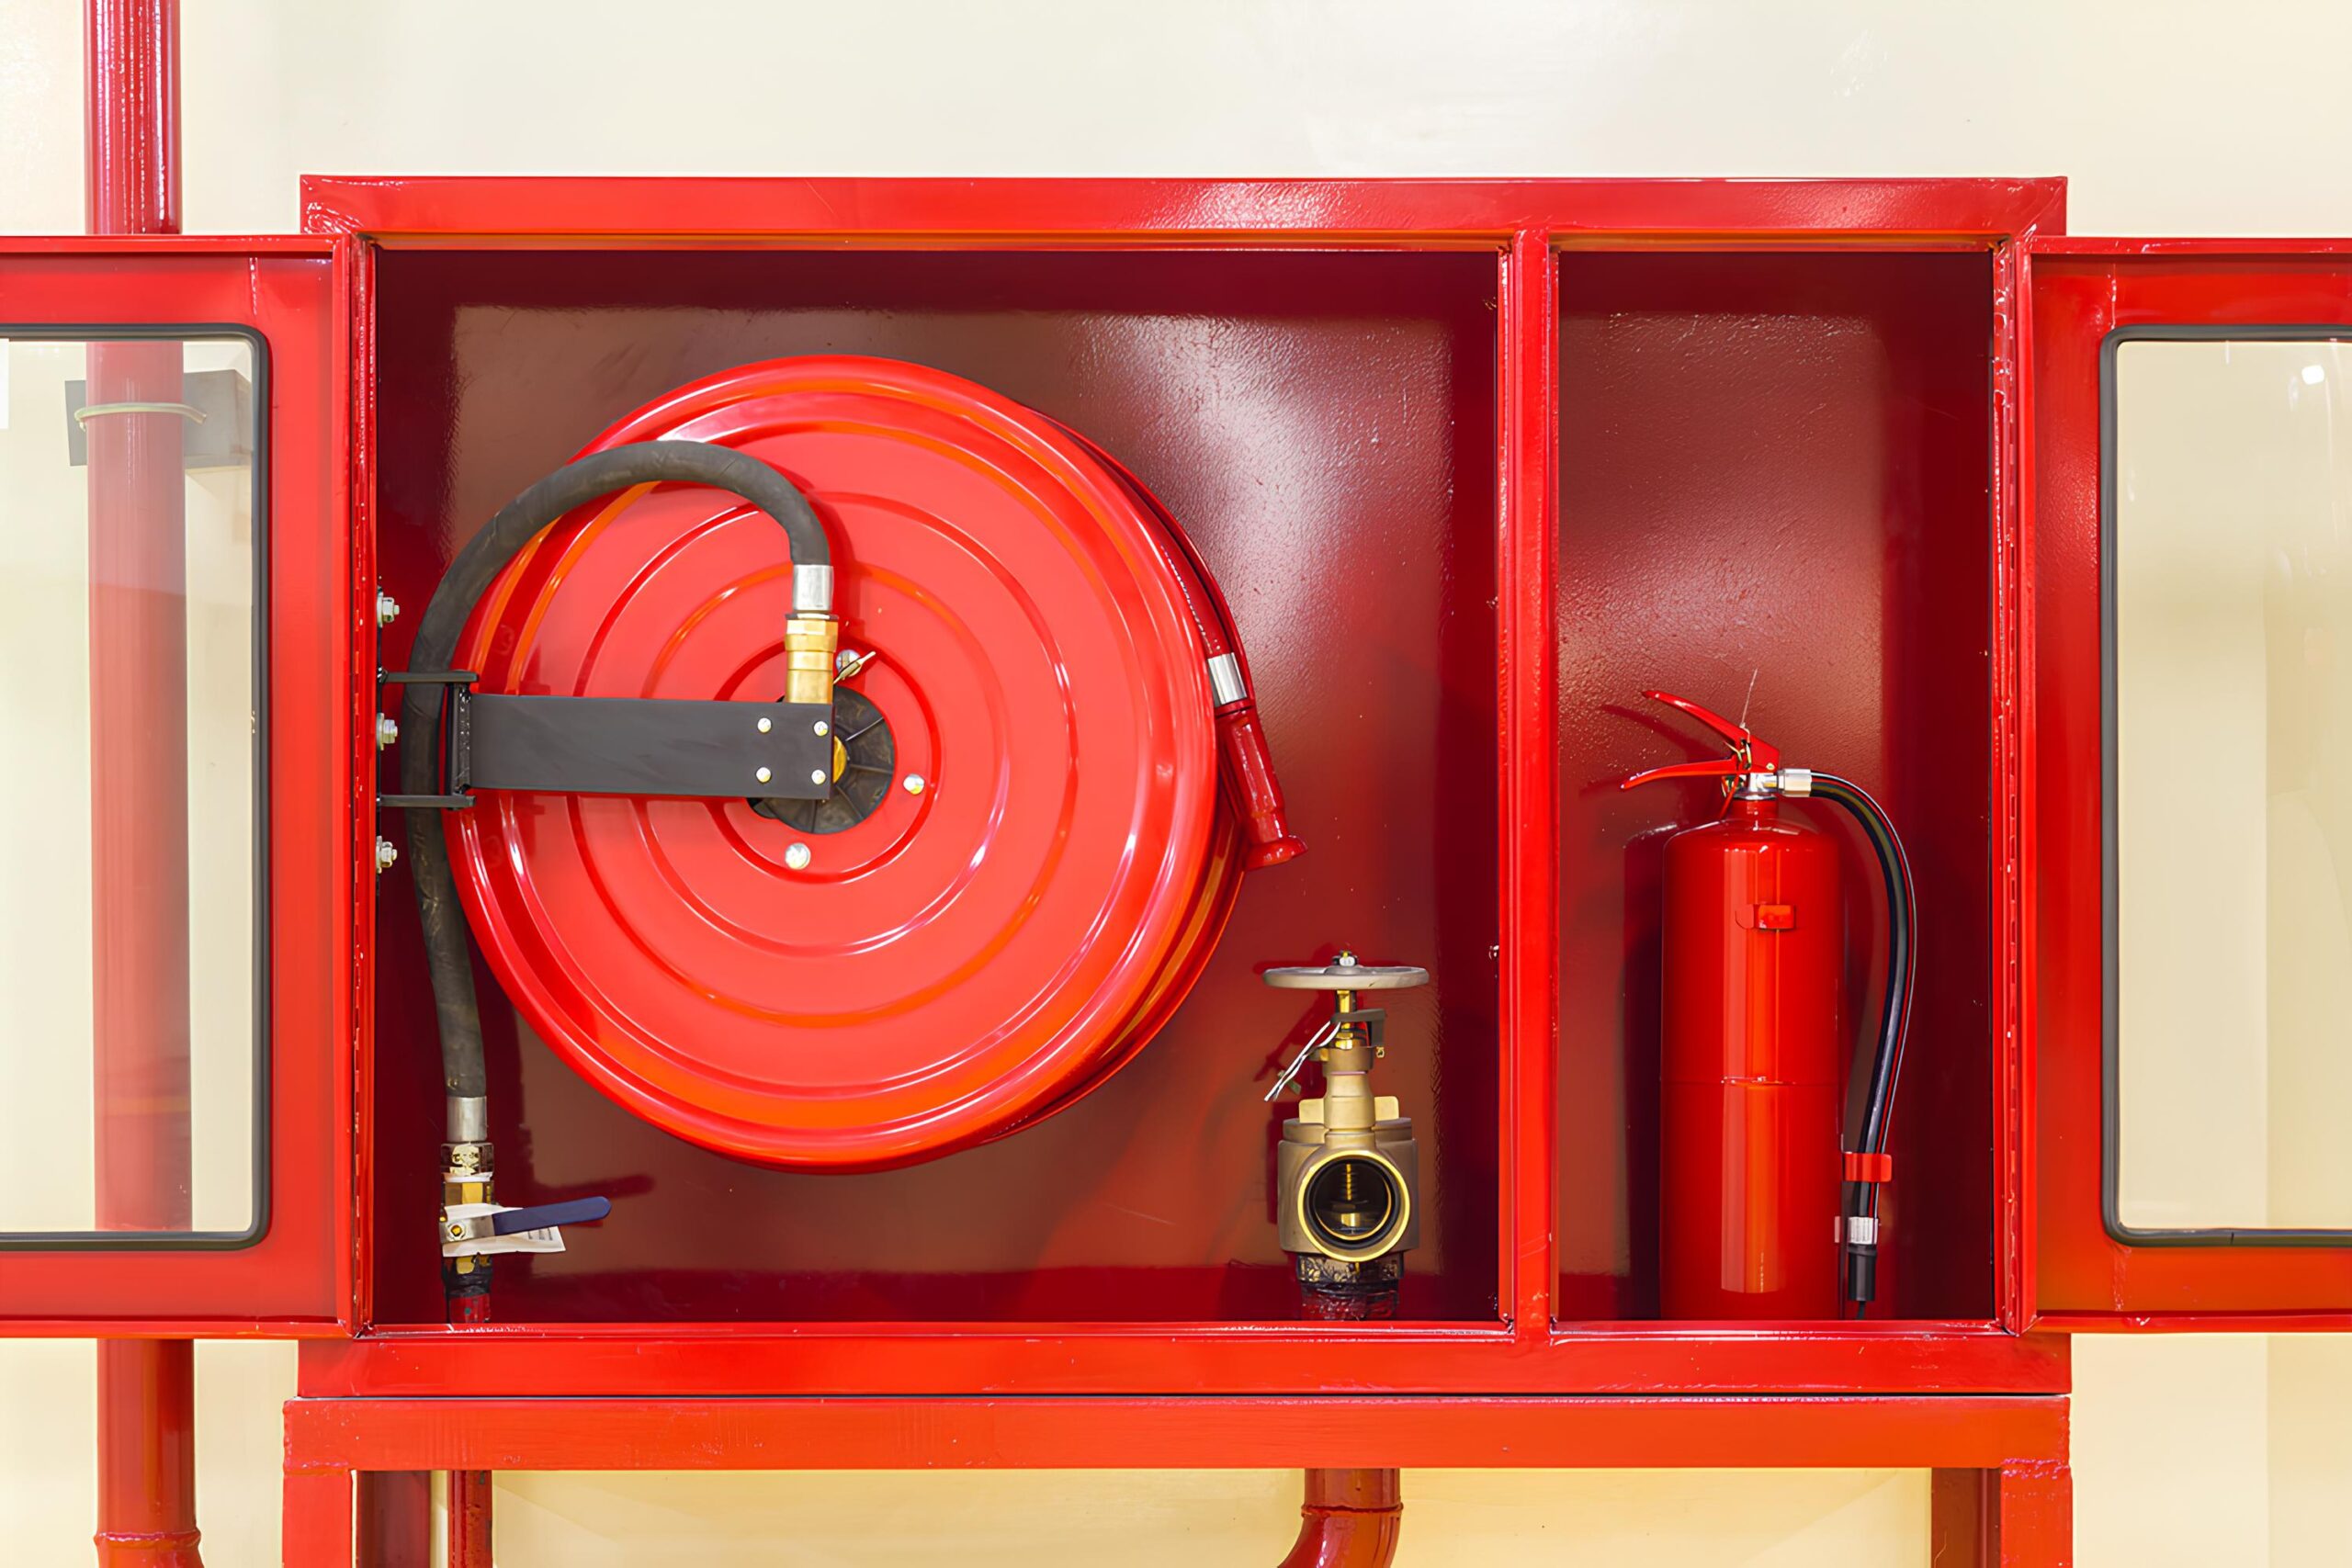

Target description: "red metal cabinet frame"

left=289, top=182, right=2081, bottom=1567
left=289, top=175, right=2072, bottom=1404
left=16, top=175, right=2347, bottom=1563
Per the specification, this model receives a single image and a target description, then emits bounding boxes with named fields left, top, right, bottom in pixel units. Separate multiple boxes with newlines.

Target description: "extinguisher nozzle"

left=1841, top=1243, right=1879, bottom=1315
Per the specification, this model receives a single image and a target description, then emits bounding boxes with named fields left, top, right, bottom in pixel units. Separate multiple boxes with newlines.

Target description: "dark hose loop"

left=1808, top=771, right=1915, bottom=1314
left=399, top=442, right=829, bottom=1119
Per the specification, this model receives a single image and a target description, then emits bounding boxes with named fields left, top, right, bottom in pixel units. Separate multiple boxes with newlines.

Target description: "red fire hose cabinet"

left=12, top=175, right=2352, bottom=1565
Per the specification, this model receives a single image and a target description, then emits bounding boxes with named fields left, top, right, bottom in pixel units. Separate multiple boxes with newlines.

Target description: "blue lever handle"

left=490, top=1196, right=612, bottom=1235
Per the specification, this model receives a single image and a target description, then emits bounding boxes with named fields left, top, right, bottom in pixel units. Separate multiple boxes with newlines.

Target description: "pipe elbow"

left=1277, top=1469, right=1401, bottom=1568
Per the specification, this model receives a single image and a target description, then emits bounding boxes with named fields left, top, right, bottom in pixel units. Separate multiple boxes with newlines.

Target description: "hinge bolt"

left=375, top=715, right=399, bottom=749
left=374, top=837, right=399, bottom=873
left=376, top=590, right=401, bottom=627
left=784, top=842, right=812, bottom=871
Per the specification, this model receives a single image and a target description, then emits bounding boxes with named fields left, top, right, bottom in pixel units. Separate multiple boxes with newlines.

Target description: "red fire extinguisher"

left=1623, top=691, right=1916, bottom=1319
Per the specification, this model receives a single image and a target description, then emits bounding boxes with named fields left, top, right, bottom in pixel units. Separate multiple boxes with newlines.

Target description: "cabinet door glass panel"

left=0, top=332, right=261, bottom=1242
left=2111, top=333, right=2352, bottom=1236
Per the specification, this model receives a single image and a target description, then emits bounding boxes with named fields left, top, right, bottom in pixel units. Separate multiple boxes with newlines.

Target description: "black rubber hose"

left=1808, top=771, right=1916, bottom=1314
left=398, top=441, right=830, bottom=1114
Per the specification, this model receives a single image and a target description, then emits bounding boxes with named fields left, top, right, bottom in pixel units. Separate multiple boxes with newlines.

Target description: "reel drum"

left=439, top=357, right=1284, bottom=1169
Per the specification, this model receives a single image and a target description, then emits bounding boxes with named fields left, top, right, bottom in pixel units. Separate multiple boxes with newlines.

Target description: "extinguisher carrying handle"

left=1620, top=756, right=1747, bottom=791
left=1622, top=756, right=1815, bottom=796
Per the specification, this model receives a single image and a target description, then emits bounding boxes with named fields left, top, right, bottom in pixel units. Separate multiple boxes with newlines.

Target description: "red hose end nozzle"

left=1218, top=703, right=1305, bottom=872
left=1246, top=833, right=1307, bottom=871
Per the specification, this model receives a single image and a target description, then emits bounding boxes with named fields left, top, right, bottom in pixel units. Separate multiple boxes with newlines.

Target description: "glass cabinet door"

left=2031, top=240, right=2352, bottom=1325
left=0, top=240, right=353, bottom=1333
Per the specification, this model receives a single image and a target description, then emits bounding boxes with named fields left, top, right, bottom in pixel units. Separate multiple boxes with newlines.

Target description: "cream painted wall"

left=6, top=1, right=2352, bottom=1562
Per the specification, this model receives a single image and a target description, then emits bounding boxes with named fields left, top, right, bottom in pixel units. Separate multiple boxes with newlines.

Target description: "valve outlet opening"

left=1301, top=1153, right=1406, bottom=1259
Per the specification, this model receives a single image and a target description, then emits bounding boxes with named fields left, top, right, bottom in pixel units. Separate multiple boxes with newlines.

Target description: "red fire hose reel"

left=413, top=356, right=1300, bottom=1170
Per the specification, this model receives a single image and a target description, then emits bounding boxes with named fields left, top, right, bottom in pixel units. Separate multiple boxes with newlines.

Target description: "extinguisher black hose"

left=1806, top=772, right=1916, bottom=1314
left=399, top=441, right=831, bottom=1129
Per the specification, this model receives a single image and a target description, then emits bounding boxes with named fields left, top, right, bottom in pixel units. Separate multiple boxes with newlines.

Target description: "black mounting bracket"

left=379, top=670, right=836, bottom=810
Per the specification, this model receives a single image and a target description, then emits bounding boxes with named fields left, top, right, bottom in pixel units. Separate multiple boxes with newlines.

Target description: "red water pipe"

left=1278, top=1469, right=1402, bottom=1568
left=85, top=3, right=202, bottom=1566
left=85, top=0, right=179, bottom=234
left=1279, top=1283, right=1401, bottom=1562
left=93, top=1342, right=201, bottom=1568
left=447, top=1294, right=493, bottom=1566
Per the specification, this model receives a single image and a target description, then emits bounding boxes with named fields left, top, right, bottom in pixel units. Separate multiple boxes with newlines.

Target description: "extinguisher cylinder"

left=1657, top=798, right=1846, bottom=1320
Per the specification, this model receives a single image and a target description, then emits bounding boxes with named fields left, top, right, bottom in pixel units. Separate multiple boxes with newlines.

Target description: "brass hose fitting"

left=440, top=1137, right=494, bottom=1303
left=1264, top=953, right=1427, bottom=1285
left=784, top=613, right=841, bottom=708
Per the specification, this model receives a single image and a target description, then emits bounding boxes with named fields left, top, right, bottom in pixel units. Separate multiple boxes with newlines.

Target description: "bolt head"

left=756, top=716, right=773, bottom=734
left=375, top=714, right=400, bottom=749
left=754, top=766, right=773, bottom=784
left=374, top=837, right=399, bottom=872
left=784, top=842, right=812, bottom=871
left=375, top=590, right=401, bottom=627
left=813, top=720, right=830, bottom=738
left=902, top=773, right=926, bottom=795
left=809, top=768, right=828, bottom=785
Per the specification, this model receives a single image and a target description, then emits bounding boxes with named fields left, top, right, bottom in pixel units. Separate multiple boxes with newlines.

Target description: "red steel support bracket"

left=282, top=1393, right=2070, bottom=1567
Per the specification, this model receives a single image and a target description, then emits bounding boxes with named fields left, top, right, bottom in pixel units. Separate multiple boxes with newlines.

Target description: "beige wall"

left=6, top=1, right=2352, bottom=1562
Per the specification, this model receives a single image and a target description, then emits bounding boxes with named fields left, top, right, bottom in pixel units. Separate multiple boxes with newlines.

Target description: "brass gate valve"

left=1263, top=953, right=1427, bottom=1292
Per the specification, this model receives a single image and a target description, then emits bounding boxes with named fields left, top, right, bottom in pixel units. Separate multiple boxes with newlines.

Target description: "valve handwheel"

left=1261, top=958, right=1430, bottom=991
left=438, top=357, right=1293, bottom=1170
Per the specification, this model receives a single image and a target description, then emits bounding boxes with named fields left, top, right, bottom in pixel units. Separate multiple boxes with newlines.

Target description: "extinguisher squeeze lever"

left=1619, top=692, right=1812, bottom=797
left=1623, top=687, right=1914, bottom=1317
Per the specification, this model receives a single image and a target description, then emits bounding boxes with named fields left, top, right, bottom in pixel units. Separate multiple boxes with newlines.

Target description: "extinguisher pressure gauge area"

left=424, top=356, right=1300, bottom=1171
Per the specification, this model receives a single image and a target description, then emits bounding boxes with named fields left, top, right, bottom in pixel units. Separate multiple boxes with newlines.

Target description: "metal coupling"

left=1835, top=1213, right=1880, bottom=1246
left=447, top=1095, right=491, bottom=1145
left=1206, top=650, right=1247, bottom=707
left=784, top=614, right=841, bottom=709
left=791, top=562, right=835, bottom=615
